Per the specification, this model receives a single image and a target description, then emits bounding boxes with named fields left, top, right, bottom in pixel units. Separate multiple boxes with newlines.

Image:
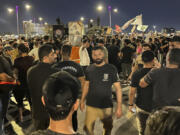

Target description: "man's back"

left=131, top=68, right=153, bottom=112
left=144, top=68, right=180, bottom=108
left=52, top=61, right=84, bottom=78
left=27, top=62, right=58, bottom=120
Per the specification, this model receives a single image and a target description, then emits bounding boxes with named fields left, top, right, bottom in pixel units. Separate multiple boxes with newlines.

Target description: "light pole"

left=16, top=6, right=19, bottom=36
left=108, top=6, right=112, bottom=28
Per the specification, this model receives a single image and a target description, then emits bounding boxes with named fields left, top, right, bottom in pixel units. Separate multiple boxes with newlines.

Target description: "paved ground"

left=7, top=84, right=139, bottom=135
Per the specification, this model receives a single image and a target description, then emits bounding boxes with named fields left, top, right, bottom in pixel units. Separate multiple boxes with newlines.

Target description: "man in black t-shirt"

left=80, top=46, right=122, bottom=135
left=140, top=48, right=180, bottom=109
left=120, top=39, right=134, bottom=80
left=52, top=45, right=85, bottom=131
left=129, top=51, right=155, bottom=135
left=107, top=43, right=121, bottom=73
left=27, top=45, right=58, bottom=131
left=31, top=71, right=81, bottom=135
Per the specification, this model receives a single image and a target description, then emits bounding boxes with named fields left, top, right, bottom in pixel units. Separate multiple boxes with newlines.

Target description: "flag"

left=131, top=25, right=136, bottom=33
left=137, top=25, right=148, bottom=32
left=106, top=27, right=112, bottom=35
left=115, top=25, right=122, bottom=33
left=121, top=18, right=136, bottom=30
left=131, top=14, right=143, bottom=25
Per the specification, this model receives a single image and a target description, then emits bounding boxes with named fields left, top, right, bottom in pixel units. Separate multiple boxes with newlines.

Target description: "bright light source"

left=39, top=17, right=43, bottom=21
left=153, top=25, right=156, bottom=29
left=113, top=8, right=118, bottom=13
left=80, top=17, right=84, bottom=21
left=44, top=22, right=48, bottom=25
left=7, top=8, right=14, bottom=14
left=25, top=4, right=31, bottom=10
left=90, top=19, right=94, bottom=23
left=97, top=5, right=103, bottom=11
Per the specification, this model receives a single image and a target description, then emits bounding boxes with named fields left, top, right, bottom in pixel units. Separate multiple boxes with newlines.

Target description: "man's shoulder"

left=53, top=61, right=81, bottom=69
left=31, top=129, right=82, bottom=135
left=133, top=68, right=152, bottom=78
left=31, top=130, right=49, bottom=135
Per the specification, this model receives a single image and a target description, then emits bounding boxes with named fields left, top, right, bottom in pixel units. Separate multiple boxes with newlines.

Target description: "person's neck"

left=95, top=61, right=106, bottom=67
left=62, top=56, right=70, bottom=61
left=48, top=117, right=75, bottom=134
left=21, top=53, right=28, bottom=57
left=143, top=63, right=154, bottom=68
left=42, top=60, right=51, bottom=64
left=166, top=64, right=178, bottom=69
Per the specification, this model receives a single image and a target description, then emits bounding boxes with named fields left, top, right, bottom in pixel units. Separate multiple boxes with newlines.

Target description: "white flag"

left=137, top=25, right=148, bottom=32
left=131, top=14, right=143, bottom=25
left=121, top=18, right=136, bottom=30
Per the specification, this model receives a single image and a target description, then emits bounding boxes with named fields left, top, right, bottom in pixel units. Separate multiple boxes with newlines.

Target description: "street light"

left=97, top=5, right=103, bottom=12
left=90, top=19, right=94, bottom=23
left=39, top=17, right=43, bottom=21
left=113, top=8, right=118, bottom=13
left=25, top=4, right=31, bottom=10
left=80, top=17, right=84, bottom=21
left=44, top=22, right=48, bottom=25
left=153, top=25, right=157, bottom=32
left=7, top=8, right=14, bottom=14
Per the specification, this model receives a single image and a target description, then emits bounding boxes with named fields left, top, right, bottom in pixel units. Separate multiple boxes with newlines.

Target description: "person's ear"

left=41, top=96, right=45, bottom=106
left=72, top=99, right=79, bottom=111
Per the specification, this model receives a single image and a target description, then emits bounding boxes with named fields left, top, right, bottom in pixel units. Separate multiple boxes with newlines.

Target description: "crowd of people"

left=0, top=33, right=180, bottom=135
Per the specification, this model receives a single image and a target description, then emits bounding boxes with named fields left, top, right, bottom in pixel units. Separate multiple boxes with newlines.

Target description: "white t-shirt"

left=79, top=46, right=90, bottom=66
left=29, top=47, right=39, bottom=61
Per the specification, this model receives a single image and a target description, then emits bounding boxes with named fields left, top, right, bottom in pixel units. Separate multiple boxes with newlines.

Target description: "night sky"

left=0, top=0, right=180, bottom=34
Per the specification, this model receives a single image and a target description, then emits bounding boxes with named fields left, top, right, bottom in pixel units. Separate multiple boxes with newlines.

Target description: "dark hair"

left=168, top=48, right=180, bottom=66
left=124, top=39, right=131, bottom=45
left=142, top=51, right=154, bottom=63
left=92, top=46, right=105, bottom=52
left=38, top=45, right=53, bottom=61
left=44, top=35, right=50, bottom=41
left=98, top=39, right=104, bottom=44
left=142, top=44, right=151, bottom=50
left=82, top=39, right=90, bottom=44
left=42, top=71, right=80, bottom=121
left=172, top=36, right=180, bottom=42
left=61, top=45, right=72, bottom=56
left=145, top=106, right=180, bottom=135
left=18, top=44, right=29, bottom=53
left=149, top=38, right=152, bottom=42
left=21, top=37, right=25, bottom=41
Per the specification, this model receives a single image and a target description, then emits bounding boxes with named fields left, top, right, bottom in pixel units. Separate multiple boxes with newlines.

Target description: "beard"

left=93, top=59, right=104, bottom=65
